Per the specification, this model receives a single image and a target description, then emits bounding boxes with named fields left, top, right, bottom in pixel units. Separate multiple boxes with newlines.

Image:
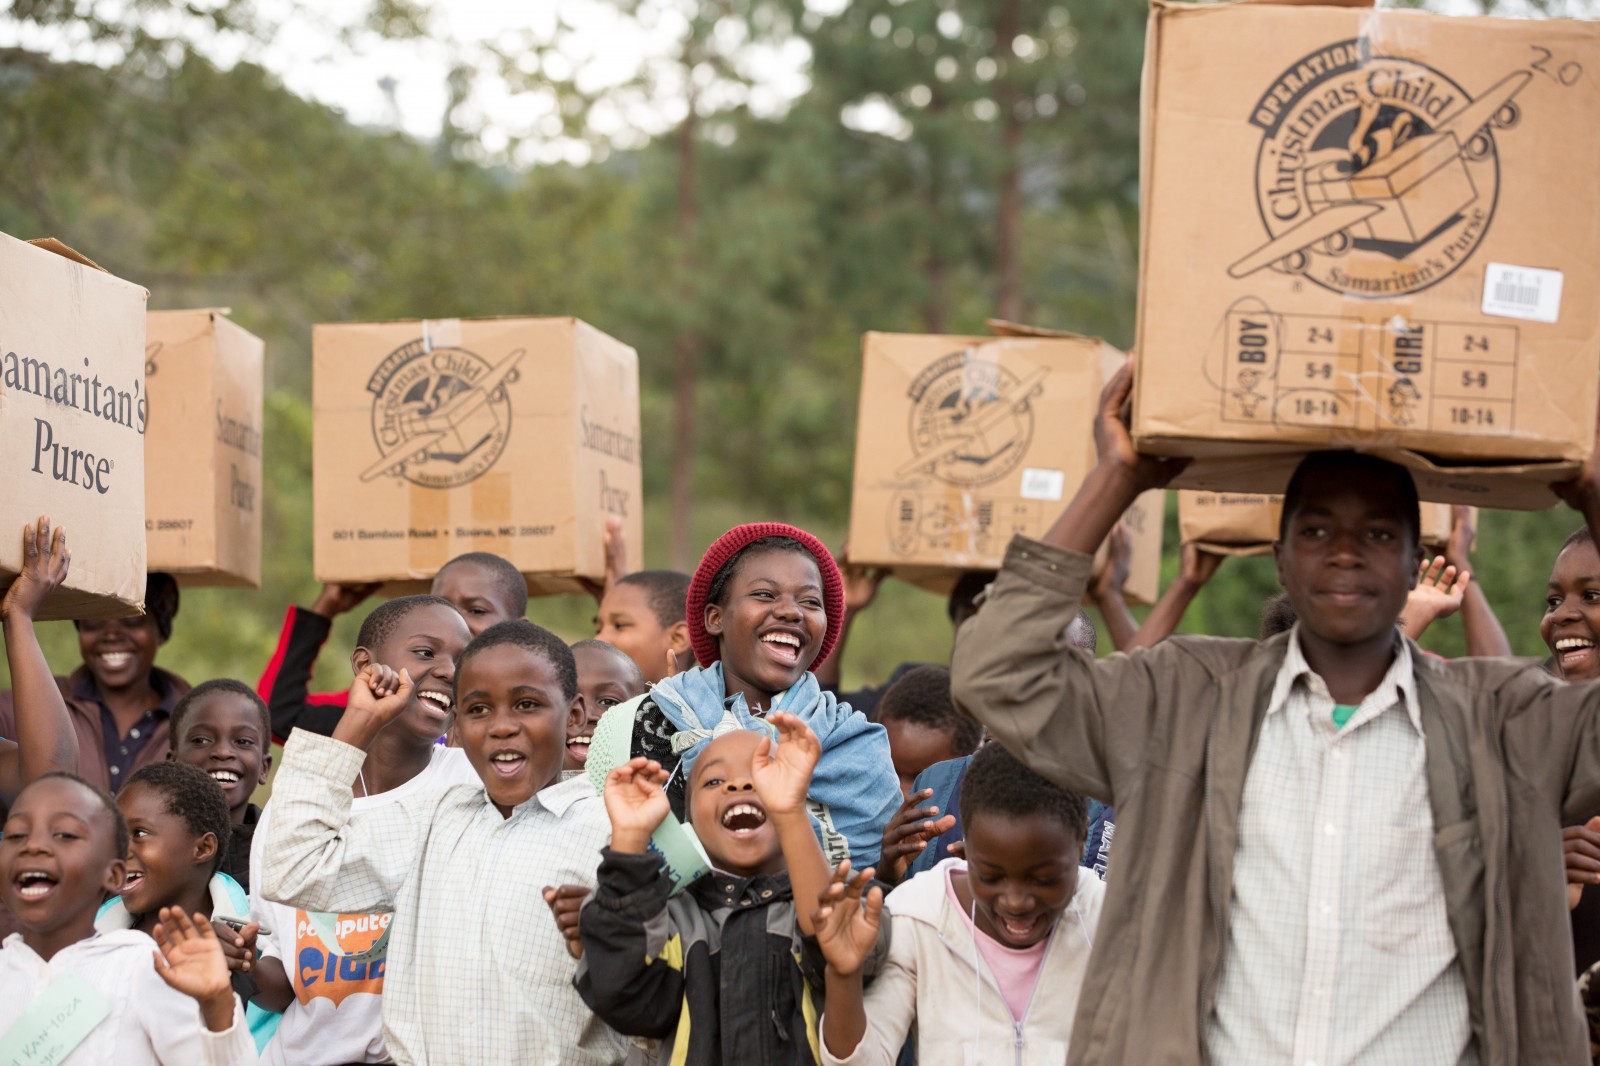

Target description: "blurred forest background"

left=1, top=0, right=1593, bottom=699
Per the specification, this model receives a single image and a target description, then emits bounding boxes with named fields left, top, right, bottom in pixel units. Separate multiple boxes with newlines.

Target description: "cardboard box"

left=1179, top=491, right=1472, bottom=556
left=0, top=235, right=149, bottom=619
left=313, top=317, right=642, bottom=596
left=846, top=326, right=1164, bottom=603
left=1133, top=0, right=1600, bottom=508
left=144, top=310, right=264, bottom=587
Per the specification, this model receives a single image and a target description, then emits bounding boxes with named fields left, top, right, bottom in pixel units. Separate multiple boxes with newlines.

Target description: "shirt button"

left=130, top=728, right=140, bottom=739
left=109, top=766, right=120, bottom=775
left=760, top=889, right=773, bottom=899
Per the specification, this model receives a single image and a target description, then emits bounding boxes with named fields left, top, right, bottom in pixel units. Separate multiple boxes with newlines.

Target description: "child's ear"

left=666, top=620, right=692, bottom=658
left=195, top=831, right=218, bottom=867
left=351, top=647, right=372, bottom=676
left=703, top=604, right=724, bottom=640
left=102, top=858, right=127, bottom=897
left=259, top=749, right=273, bottom=784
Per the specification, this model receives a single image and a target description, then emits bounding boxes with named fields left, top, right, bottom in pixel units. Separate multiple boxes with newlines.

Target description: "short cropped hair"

left=170, top=679, right=269, bottom=749
left=125, top=761, right=232, bottom=874
left=1561, top=525, right=1594, bottom=554
left=616, top=570, right=692, bottom=627
left=34, top=771, right=129, bottom=860
left=570, top=638, right=646, bottom=690
left=1066, top=608, right=1097, bottom=653
left=435, top=552, right=528, bottom=619
left=1279, top=451, right=1420, bottom=547
left=1260, top=592, right=1298, bottom=639
left=356, top=594, right=458, bottom=653
left=960, top=743, right=1088, bottom=842
left=878, top=665, right=982, bottom=755
left=458, top=619, right=578, bottom=703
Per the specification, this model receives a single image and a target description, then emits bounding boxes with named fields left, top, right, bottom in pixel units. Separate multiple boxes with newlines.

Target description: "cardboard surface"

left=1179, top=491, right=1472, bottom=555
left=313, top=317, right=642, bottom=595
left=1134, top=0, right=1600, bottom=507
left=144, top=310, right=264, bottom=587
left=847, top=329, right=1164, bottom=603
left=0, top=233, right=149, bottom=619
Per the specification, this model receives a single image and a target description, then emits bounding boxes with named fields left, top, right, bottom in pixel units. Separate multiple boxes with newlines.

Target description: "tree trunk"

left=994, top=0, right=1024, bottom=322
left=669, top=92, right=701, bottom=570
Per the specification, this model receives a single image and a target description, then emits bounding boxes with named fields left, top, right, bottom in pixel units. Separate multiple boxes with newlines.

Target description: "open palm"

left=603, top=758, right=672, bottom=839
left=750, top=713, right=820, bottom=817
left=812, top=861, right=883, bottom=977
left=152, top=908, right=231, bottom=1003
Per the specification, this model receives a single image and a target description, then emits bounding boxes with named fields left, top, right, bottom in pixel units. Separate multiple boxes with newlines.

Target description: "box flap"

left=985, top=318, right=1106, bottom=343
left=27, top=238, right=108, bottom=273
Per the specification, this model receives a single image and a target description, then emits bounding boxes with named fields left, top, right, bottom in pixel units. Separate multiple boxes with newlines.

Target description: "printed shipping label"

left=1481, top=262, right=1563, bottom=323
left=1020, top=467, right=1065, bottom=501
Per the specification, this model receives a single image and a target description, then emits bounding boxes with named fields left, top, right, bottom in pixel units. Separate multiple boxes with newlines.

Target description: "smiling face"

left=76, top=615, right=161, bottom=693
left=704, top=549, right=826, bottom=709
left=687, top=730, right=784, bottom=877
left=1543, top=538, right=1600, bottom=681
left=354, top=603, right=471, bottom=745
left=0, top=777, right=126, bottom=960
left=961, top=810, right=1082, bottom=950
left=172, top=693, right=270, bottom=823
left=596, top=584, right=681, bottom=685
left=431, top=562, right=521, bottom=637
left=567, top=644, right=646, bottom=771
left=116, top=781, right=216, bottom=920
left=1275, top=481, right=1418, bottom=651
left=455, top=644, right=581, bottom=817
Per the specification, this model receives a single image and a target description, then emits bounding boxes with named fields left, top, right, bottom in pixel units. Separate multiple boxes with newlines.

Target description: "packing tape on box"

left=421, top=318, right=462, bottom=352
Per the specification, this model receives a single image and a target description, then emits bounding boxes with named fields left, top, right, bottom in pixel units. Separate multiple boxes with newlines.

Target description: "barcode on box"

left=1481, top=262, right=1563, bottom=324
left=1020, top=467, right=1065, bottom=501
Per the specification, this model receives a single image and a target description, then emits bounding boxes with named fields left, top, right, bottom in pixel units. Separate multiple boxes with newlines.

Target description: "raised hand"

left=835, top=544, right=887, bottom=614
left=210, top=919, right=260, bottom=974
left=1094, top=362, right=1187, bottom=492
left=877, top=788, right=957, bottom=885
left=577, top=516, right=628, bottom=602
left=603, top=758, right=672, bottom=852
left=1445, top=504, right=1477, bottom=567
left=1400, top=556, right=1468, bottom=642
left=1, top=517, right=69, bottom=621
left=152, top=908, right=235, bottom=1031
left=543, top=884, right=591, bottom=959
left=1566, top=817, right=1600, bottom=910
left=811, top=860, right=884, bottom=978
left=1089, top=522, right=1133, bottom=605
left=750, top=712, right=821, bottom=818
left=310, top=582, right=382, bottom=620
left=1179, top=542, right=1224, bottom=588
left=345, top=664, right=413, bottom=726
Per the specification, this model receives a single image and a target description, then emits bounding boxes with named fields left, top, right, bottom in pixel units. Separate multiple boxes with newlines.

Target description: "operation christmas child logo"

left=1231, top=38, right=1531, bottom=297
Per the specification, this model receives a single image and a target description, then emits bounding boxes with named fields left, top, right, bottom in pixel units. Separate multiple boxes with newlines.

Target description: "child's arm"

left=1398, top=556, right=1466, bottom=643
left=752, top=712, right=834, bottom=933
left=1126, top=543, right=1224, bottom=650
left=573, top=758, right=685, bottom=1037
left=0, top=517, right=80, bottom=803
left=1445, top=507, right=1513, bottom=657
left=1086, top=522, right=1139, bottom=651
left=260, top=665, right=425, bottom=915
left=144, top=907, right=258, bottom=1064
left=813, top=862, right=910, bottom=1066
left=952, top=364, right=1189, bottom=804
left=257, top=583, right=379, bottom=741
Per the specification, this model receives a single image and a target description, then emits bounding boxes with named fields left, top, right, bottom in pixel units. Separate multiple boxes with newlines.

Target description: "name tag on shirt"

left=0, top=971, right=112, bottom=1066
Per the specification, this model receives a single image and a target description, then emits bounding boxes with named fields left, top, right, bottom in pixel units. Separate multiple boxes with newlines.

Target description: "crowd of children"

left=10, top=369, right=1600, bottom=1064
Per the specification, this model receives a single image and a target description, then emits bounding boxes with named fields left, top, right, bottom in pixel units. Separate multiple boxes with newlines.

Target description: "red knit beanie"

left=685, top=523, right=845, bottom=671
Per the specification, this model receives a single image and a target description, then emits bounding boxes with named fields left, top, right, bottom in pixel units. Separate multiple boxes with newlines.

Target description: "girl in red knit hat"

left=586, top=523, right=900, bottom=872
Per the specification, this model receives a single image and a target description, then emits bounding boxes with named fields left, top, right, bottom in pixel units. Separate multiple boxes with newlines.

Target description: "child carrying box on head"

left=577, top=713, right=885, bottom=1065
left=816, top=742, right=1103, bottom=1065
left=261, top=619, right=627, bottom=1065
left=0, top=772, right=257, bottom=1064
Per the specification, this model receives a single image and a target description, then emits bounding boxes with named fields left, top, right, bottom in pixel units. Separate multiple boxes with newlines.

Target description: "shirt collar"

left=501, top=771, right=593, bottom=820
left=69, top=666, right=180, bottom=717
left=1269, top=624, right=1420, bottom=732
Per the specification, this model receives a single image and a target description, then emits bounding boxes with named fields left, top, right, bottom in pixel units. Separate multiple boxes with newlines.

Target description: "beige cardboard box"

left=0, top=235, right=148, bottom=619
left=313, top=317, right=642, bottom=596
left=847, top=327, right=1164, bottom=603
left=1133, top=0, right=1600, bottom=508
left=144, top=310, right=264, bottom=587
left=1179, top=491, right=1471, bottom=556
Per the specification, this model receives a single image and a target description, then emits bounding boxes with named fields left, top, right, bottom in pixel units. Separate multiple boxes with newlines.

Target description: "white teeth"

left=418, top=691, right=452, bottom=709
left=209, top=770, right=240, bottom=784
left=492, top=752, right=523, bottom=762
left=16, top=871, right=54, bottom=898
left=761, top=633, right=800, bottom=648
left=99, top=652, right=132, bottom=668
left=1558, top=638, right=1595, bottom=651
left=721, top=803, right=766, bottom=828
left=569, top=736, right=592, bottom=745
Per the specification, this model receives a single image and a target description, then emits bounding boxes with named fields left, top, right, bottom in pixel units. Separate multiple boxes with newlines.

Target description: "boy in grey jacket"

left=951, top=364, right=1600, bottom=1065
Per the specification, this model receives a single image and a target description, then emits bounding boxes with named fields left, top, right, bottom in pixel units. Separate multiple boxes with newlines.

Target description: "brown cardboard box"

left=313, top=317, right=642, bottom=596
left=846, top=327, right=1164, bottom=603
left=1133, top=0, right=1600, bottom=508
left=1179, top=491, right=1472, bottom=556
left=0, top=235, right=148, bottom=619
left=144, top=310, right=264, bottom=587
